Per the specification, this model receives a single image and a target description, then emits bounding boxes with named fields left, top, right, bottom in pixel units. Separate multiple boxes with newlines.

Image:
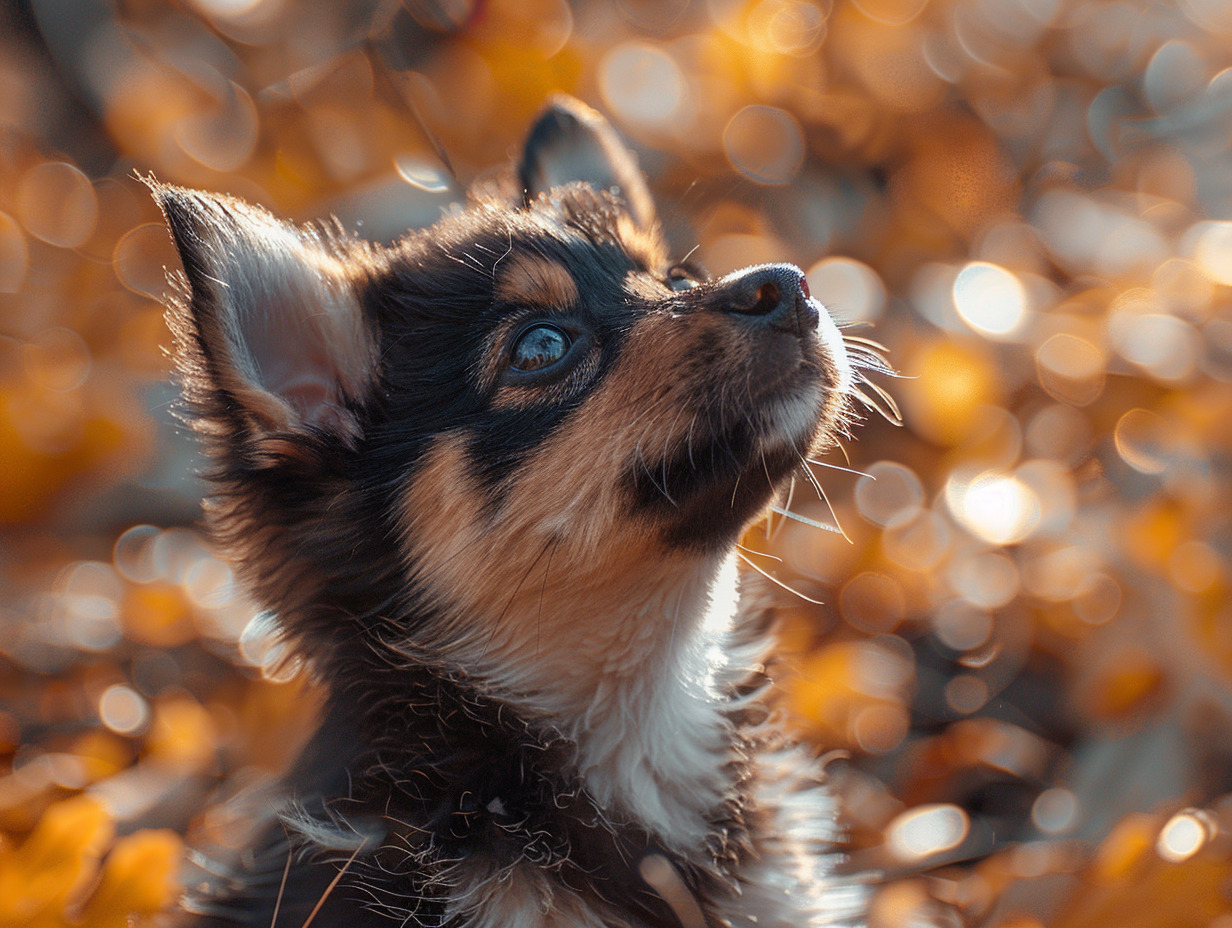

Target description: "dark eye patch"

left=365, top=221, right=649, bottom=496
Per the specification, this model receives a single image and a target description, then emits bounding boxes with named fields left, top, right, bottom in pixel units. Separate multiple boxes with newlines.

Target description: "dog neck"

left=297, top=623, right=747, bottom=928
left=565, top=552, right=745, bottom=851
left=406, top=550, right=748, bottom=853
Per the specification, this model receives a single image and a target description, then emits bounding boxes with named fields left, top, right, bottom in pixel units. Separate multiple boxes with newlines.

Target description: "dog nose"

left=717, top=264, right=819, bottom=333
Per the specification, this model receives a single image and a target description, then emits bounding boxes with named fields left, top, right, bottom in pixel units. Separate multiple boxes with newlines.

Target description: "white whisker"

left=796, top=455, right=852, bottom=543
left=841, top=333, right=889, bottom=351
left=850, top=382, right=902, bottom=424
left=805, top=458, right=873, bottom=479
left=768, top=476, right=797, bottom=540
left=736, top=543, right=782, bottom=563
left=736, top=550, right=825, bottom=604
left=768, top=505, right=844, bottom=536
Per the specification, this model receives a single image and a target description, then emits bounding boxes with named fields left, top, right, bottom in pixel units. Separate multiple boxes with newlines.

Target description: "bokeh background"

left=2, top=0, right=1232, bottom=924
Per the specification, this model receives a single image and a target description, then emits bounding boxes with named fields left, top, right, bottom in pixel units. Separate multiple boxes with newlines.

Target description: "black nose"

left=718, top=264, right=818, bottom=333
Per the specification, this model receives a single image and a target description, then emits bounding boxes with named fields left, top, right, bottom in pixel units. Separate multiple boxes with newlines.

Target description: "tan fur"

left=399, top=293, right=834, bottom=699
left=495, top=253, right=580, bottom=309
left=615, top=213, right=667, bottom=271
left=400, top=433, right=687, bottom=699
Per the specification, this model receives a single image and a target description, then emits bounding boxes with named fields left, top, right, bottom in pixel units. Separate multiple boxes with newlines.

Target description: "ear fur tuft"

left=148, top=181, right=376, bottom=444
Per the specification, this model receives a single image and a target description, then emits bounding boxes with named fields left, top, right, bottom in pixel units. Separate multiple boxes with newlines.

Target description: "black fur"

left=363, top=206, right=641, bottom=492
left=188, top=663, right=762, bottom=927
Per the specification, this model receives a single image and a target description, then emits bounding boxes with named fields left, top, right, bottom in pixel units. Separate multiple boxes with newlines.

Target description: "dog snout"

left=714, top=264, right=818, bottom=334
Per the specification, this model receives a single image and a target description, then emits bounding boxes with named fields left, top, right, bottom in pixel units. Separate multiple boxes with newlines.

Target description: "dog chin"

left=775, top=397, right=826, bottom=458
left=754, top=324, right=848, bottom=455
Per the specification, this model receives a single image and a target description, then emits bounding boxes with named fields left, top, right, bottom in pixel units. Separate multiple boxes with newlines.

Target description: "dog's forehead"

left=535, top=185, right=664, bottom=271
left=389, top=197, right=657, bottom=309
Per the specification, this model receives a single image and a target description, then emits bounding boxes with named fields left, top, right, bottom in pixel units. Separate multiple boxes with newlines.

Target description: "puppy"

left=153, top=96, right=885, bottom=928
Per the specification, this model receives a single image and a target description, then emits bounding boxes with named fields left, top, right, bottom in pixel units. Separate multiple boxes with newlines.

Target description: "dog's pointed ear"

left=519, top=96, right=657, bottom=229
left=150, top=183, right=376, bottom=443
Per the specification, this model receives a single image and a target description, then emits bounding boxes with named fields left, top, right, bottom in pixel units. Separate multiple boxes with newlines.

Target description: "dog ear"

left=150, top=184, right=376, bottom=444
left=519, top=95, right=657, bottom=229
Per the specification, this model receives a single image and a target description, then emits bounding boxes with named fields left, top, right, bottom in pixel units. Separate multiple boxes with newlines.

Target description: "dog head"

left=153, top=97, right=871, bottom=691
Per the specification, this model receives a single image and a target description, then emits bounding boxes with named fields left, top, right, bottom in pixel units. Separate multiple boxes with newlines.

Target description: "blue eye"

left=510, top=323, right=571, bottom=372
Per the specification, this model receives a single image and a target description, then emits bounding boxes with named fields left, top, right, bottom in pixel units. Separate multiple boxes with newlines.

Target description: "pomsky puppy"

left=152, top=96, right=887, bottom=928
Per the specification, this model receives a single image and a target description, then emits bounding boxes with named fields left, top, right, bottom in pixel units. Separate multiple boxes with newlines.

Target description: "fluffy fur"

left=154, top=96, right=885, bottom=928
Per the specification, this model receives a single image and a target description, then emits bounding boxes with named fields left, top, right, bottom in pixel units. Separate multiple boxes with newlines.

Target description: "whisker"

left=635, top=439, right=676, bottom=507
left=480, top=537, right=556, bottom=661
left=300, top=840, right=367, bottom=928
left=768, top=476, right=797, bottom=540
left=860, top=372, right=902, bottom=413
left=849, top=355, right=897, bottom=379
left=846, top=358, right=896, bottom=384
left=841, top=334, right=890, bottom=351
left=850, top=381, right=902, bottom=425
left=841, top=335, right=898, bottom=380
left=270, top=839, right=293, bottom=928
left=805, top=458, right=873, bottom=479
left=793, top=458, right=852, bottom=543
left=768, top=505, right=844, bottom=536
left=736, top=550, right=825, bottom=605
left=536, top=538, right=559, bottom=658
left=491, top=223, right=513, bottom=275
left=759, top=449, right=777, bottom=497
left=736, top=543, right=782, bottom=563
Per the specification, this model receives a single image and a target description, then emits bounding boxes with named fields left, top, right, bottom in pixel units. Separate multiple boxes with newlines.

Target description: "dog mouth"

left=619, top=273, right=857, bottom=549
left=739, top=295, right=852, bottom=450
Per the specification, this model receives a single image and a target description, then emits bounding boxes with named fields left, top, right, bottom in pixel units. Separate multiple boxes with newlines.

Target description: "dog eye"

left=510, top=323, right=571, bottom=372
left=667, top=266, right=700, bottom=291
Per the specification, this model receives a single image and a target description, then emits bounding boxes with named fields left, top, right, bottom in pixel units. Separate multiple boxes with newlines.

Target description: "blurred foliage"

left=1, top=0, right=1232, bottom=924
